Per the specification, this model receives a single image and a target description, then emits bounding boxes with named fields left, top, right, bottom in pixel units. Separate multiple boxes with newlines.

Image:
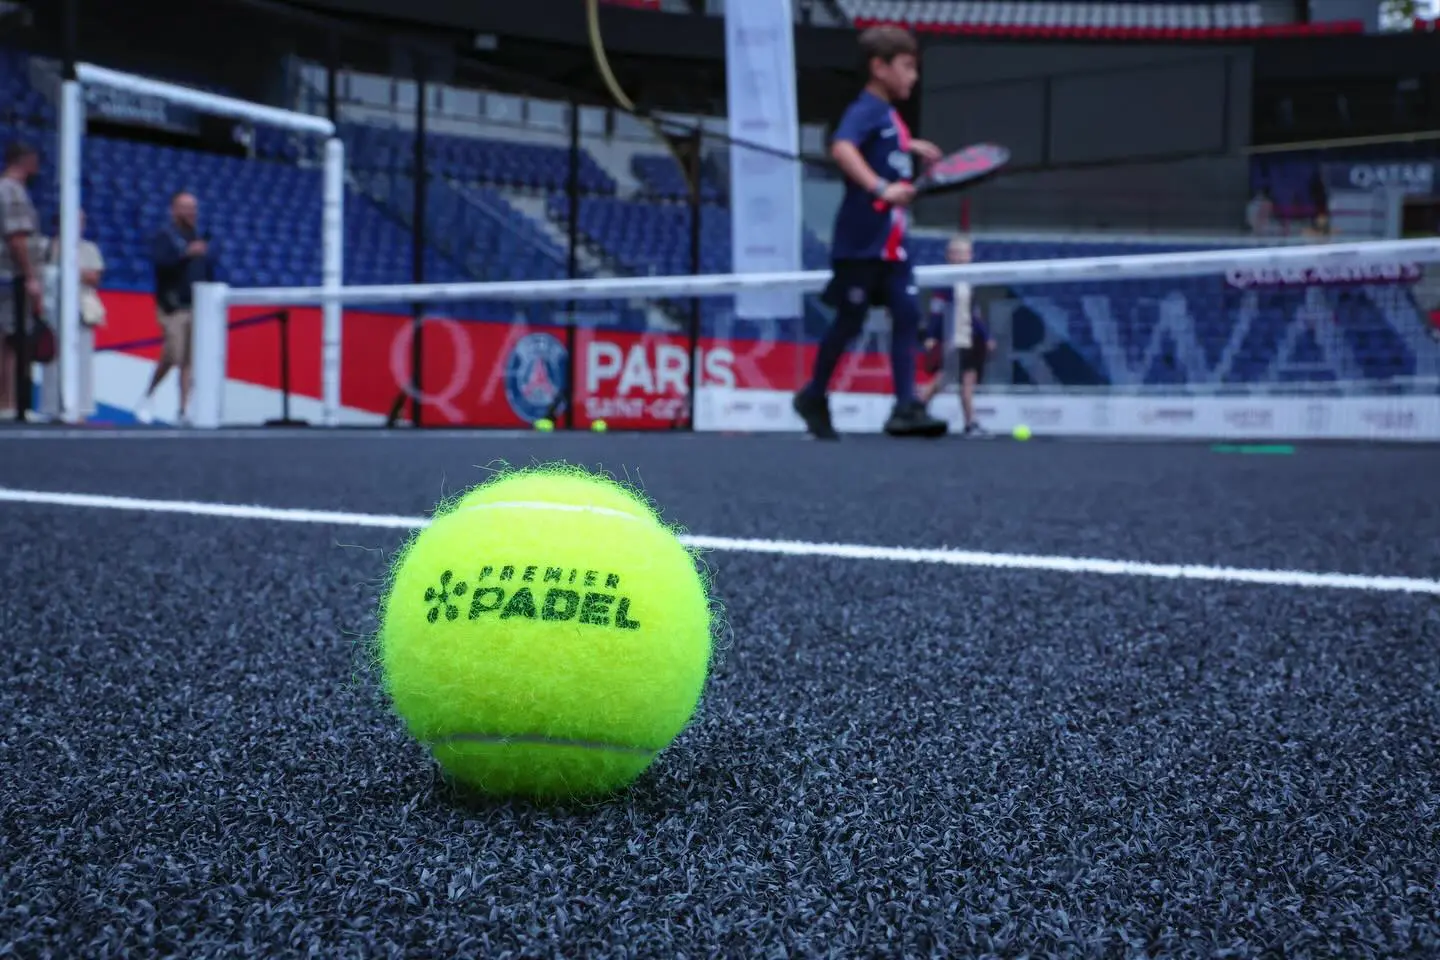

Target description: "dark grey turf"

left=2, top=431, right=1438, bottom=958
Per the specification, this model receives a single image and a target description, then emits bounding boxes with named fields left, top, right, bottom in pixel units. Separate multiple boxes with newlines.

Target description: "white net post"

left=57, top=79, right=83, bottom=424
left=321, top=137, right=345, bottom=426
left=190, top=282, right=229, bottom=429
left=59, top=63, right=338, bottom=427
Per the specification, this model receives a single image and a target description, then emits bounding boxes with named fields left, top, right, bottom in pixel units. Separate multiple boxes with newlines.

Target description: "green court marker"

left=1210, top=444, right=1296, bottom=455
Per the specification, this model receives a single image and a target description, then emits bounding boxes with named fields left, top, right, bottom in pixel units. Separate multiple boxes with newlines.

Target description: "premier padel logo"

left=423, top=565, right=640, bottom=630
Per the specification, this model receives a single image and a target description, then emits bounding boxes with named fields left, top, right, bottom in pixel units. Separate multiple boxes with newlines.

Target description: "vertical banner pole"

left=687, top=129, right=702, bottom=432
left=725, top=0, right=802, bottom=320
left=280, top=311, right=292, bottom=423
left=564, top=100, right=582, bottom=430
left=409, top=69, right=427, bottom=428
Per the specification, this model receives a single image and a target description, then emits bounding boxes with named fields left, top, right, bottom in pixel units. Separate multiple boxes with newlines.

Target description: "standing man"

left=0, top=141, right=40, bottom=420
left=791, top=25, right=947, bottom=440
left=138, top=190, right=216, bottom=425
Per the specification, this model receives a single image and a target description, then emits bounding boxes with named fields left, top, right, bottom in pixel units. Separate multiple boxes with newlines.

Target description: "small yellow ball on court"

left=533, top=418, right=554, bottom=433
left=1013, top=424, right=1032, bottom=441
left=591, top=419, right=608, bottom=433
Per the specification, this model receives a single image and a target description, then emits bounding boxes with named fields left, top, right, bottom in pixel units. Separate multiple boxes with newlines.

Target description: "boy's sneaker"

left=962, top=421, right=991, bottom=438
left=884, top=400, right=948, bottom=438
left=792, top=389, right=839, bottom=441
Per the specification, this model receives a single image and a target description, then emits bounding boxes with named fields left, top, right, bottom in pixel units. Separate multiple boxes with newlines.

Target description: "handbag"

left=4, top=315, right=56, bottom=363
left=28, top=318, right=56, bottom=363
left=7, top=275, right=56, bottom=363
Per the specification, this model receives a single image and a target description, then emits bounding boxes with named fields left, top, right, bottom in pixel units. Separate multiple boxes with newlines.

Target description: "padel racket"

left=914, top=143, right=1010, bottom=196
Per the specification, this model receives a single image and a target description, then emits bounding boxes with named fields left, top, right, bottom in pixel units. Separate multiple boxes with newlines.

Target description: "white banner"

left=695, top=387, right=1440, bottom=442
left=725, top=0, right=802, bottom=320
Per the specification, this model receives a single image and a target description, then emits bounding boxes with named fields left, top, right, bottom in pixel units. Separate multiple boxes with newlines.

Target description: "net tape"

left=219, top=238, right=1440, bottom=308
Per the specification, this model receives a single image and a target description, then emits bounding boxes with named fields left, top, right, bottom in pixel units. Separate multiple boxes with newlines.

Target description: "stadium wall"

left=918, top=43, right=1253, bottom=233
left=920, top=156, right=1254, bottom=234
left=920, top=43, right=1253, bottom=166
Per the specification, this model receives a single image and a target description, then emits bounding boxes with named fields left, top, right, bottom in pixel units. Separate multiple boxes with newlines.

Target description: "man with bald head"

left=138, top=190, right=217, bottom=425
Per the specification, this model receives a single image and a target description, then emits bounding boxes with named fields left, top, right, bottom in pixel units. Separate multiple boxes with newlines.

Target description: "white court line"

left=0, top=486, right=1437, bottom=596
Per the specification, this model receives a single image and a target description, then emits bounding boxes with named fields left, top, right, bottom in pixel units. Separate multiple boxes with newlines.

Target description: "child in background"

left=919, top=235, right=996, bottom=437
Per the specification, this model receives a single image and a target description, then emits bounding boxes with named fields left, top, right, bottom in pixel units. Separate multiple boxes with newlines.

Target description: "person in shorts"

left=0, top=141, right=40, bottom=420
left=919, top=235, right=997, bottom=437
left=791, top=26, right=947, bottom=440
left=138, top=190, right=215, bottom=425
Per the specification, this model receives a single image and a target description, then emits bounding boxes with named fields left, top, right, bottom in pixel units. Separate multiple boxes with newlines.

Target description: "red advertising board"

left=97, top=293, right=910, bottom=428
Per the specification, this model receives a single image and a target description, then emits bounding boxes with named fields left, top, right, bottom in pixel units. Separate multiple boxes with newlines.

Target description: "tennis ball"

left=1013, top=424, right=1032, bottom=441
left=591, top=419, right=608, bottom=433
left=378, top=466, right=714, bottom=799
left=533, top=418, right=554, bottom=432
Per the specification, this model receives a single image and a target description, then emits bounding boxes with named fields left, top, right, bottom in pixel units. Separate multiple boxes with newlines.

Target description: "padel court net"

left=184, top=238, right=1440, bottom=441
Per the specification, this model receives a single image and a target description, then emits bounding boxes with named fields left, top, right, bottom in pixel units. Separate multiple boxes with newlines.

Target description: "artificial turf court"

left=1, top=428, right=1437, bottom=958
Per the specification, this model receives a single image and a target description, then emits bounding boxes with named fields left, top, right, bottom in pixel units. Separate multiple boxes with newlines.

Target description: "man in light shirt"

left=919, top=235, right=997, bottom=437
left=0, top=141, right=40, bottom=420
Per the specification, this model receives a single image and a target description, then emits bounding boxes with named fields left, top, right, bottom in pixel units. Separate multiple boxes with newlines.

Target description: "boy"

left=919, top=235, right=996, bottom=437
left=792, top=26, right=948, bottom=440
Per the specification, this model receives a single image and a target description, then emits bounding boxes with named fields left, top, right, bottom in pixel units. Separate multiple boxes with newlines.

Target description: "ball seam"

left=454, top=500, right=649, bottom=523
left=429, top=732, right=660, bottom=757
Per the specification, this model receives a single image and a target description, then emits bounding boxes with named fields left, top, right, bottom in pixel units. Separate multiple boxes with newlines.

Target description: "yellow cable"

left=585, top=0, right=698, bottom=196
left=586, top=0, right=636, bottom=113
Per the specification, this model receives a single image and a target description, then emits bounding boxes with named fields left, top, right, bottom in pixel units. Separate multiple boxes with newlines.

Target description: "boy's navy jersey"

left=830, top=90, right=913, bottom=262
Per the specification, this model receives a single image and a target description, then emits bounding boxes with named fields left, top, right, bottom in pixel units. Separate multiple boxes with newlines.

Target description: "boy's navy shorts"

left=821, top=259, right=916, bottom=311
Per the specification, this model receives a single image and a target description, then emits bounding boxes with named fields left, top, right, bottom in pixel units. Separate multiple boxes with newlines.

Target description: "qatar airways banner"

left=1225, top=261, right=1422, bottom=289
left=1325, top=161, right=1437, bottom=196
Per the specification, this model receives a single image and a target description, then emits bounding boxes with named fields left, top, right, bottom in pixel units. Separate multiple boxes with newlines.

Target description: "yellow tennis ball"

left=591, top=419, right=608, bottom=433
left=378, top=466, right=714, bottom=799
left=533, top=418, right=554, bottom=432
left=1013, top=424, right=1032, bottom=441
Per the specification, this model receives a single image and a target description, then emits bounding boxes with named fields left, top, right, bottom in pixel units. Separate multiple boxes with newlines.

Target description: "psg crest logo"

left=504, top=332, right=569, bottom=423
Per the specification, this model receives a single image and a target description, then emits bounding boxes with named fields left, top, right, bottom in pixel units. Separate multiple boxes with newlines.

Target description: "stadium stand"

left=0, top=48, right=52, bottom=126
left=631, top=153, right=724, bottom=202
left=593, top=0, right=1369, bottom=39
left=1250, top=141, right=1440, bottom=226
left=0, top=44, right=1427, bottom=388
left=844, top=3, right=1365, bottom=40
